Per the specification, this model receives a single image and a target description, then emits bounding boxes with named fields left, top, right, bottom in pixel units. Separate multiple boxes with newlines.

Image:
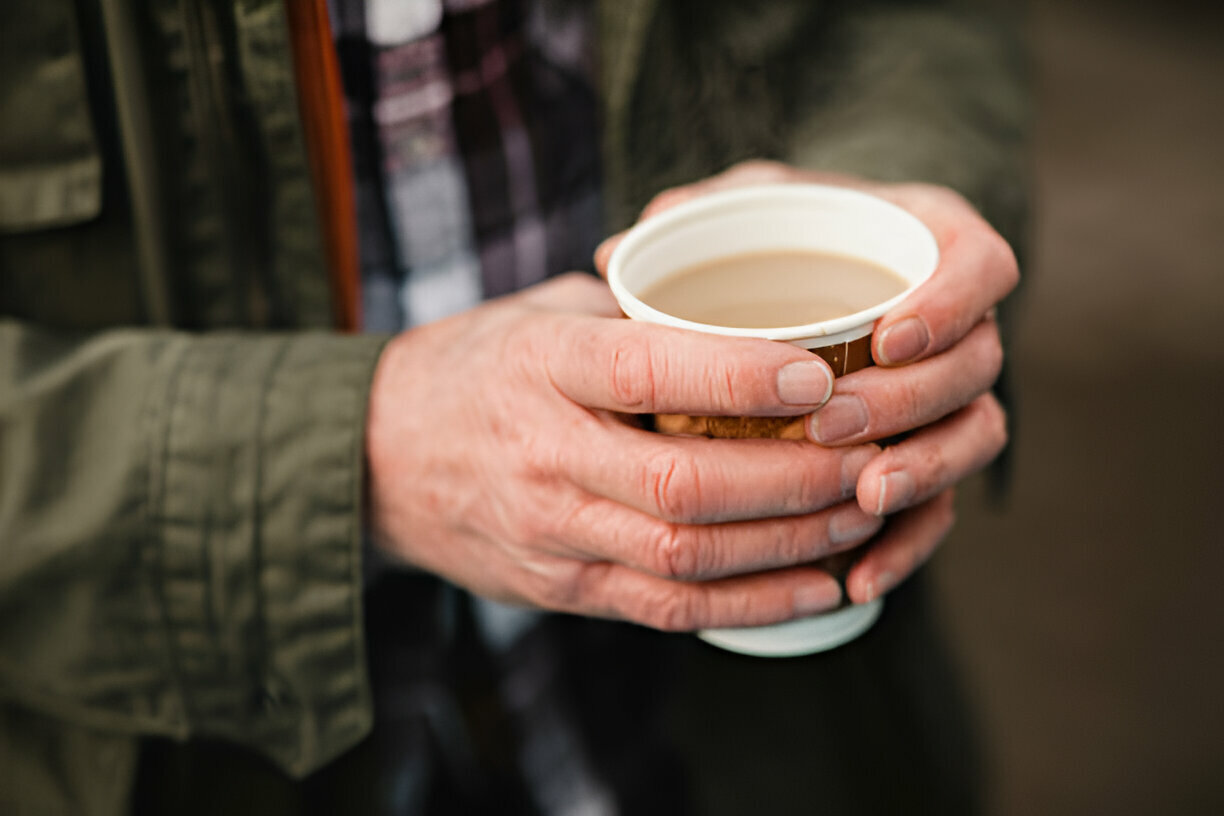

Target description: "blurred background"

left=933, top=0, right=1224, bottom=813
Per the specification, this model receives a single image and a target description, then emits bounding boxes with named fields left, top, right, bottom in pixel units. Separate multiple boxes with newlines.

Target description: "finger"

left=563, top=420, right=879, bottom=523
left=843, top=490, right=956, bottom=605
left=873, top=195, right=1019, bottom=366
left=543, top=315, right=837, bottom=415
left=594, top=233, right=622, bottom=278
left=549, top=493, right=883, bottom=581
left=512, top=271, right=624, bottom=318
left=807, top=318, right=1003, bottom=445
left=856, top=393, right=1008, bottom=516
left=563, top=561, right=845, bottom=631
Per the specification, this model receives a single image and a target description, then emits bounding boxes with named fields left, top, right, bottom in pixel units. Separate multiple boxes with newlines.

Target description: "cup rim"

left=606, top=183, right=940, bottom=342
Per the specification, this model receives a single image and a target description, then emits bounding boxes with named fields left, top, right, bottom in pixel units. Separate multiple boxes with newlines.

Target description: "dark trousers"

left=135, top=568, right=980, bottom=815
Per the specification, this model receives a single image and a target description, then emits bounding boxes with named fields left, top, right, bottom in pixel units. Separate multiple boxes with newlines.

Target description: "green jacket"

left=0, top=1, right=1027, bottom=812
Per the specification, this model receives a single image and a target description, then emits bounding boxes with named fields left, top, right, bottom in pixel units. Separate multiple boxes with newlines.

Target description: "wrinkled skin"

left=366, top=161, right=1017, bottom=632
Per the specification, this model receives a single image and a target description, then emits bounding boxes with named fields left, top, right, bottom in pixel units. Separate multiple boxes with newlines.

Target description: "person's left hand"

left=595, top=160, right=1019, bottom=605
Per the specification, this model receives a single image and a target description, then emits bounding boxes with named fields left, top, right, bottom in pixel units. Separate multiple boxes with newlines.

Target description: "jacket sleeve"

left=784, top=0, right=1031, bottom=246
left=0, top=319, right=388, bottom=778
left=606, top=0, right=1030, bottom=248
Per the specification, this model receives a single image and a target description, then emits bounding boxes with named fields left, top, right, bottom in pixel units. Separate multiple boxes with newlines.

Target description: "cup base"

left=697, top=598, right=883, bottom=658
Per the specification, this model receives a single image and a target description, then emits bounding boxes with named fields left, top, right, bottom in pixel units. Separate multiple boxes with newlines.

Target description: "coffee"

left=638, top=250, right=907, bottom=329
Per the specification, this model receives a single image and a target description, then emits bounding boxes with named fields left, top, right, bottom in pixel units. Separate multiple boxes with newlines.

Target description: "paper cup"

left=606, top=184, right=939, bottom=657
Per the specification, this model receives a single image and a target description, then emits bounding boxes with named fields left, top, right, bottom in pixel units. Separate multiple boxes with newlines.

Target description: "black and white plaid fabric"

left=329, top=0, right=603, bottom=331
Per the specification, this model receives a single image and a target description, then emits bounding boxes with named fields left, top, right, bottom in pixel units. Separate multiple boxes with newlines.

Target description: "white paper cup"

left=606, top=184, right=939, bottom=657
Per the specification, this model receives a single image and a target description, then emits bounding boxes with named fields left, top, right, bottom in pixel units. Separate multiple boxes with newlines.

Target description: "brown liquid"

left=639, top=250, right=908, bottom=329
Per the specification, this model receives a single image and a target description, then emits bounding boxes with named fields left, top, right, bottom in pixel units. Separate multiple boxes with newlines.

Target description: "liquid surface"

left=638, top=250, right=908, bottom=328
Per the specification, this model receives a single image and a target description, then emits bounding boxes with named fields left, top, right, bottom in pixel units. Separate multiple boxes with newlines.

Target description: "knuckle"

left=607, top=336, right=658, bottom=410
left=510, top=314, right=565, bottom=380
left=791, top=461, right=836, bottom=514
left=708, top=362, right=738, bottom=411
left=646, top=521, right=702, bottom=580
left=541, top=491, right=594, bottom=542
left=517, top=424, right=564, bottom=479
left=915, top=444, right=952, bottom=493
left=521, top=559, right=584, bottom=612
left=891, top=378, right=927, bottom=425
left=642, top=187, right=691, bottom=219
left=502, top=502, right=550, bottom=558
left=498, top=311, right=535, bottom=359
left=984, top=230, right=1021, bottom=292
left=640, top=448, right=702, bottom=521
left=727, top=159, right=789, bottom=182
left=776, top=520, right=818, bottom=564
left=643, top=588, right=701, bottom=632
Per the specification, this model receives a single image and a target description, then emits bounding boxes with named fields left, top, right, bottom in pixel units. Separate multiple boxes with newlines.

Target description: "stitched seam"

left=146, top=338, right=191, bottom=733
left=249, top=336, right=291, bottom=734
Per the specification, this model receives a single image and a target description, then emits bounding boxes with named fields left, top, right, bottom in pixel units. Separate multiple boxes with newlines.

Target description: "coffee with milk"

left=637, top=250, right=908, bottom=329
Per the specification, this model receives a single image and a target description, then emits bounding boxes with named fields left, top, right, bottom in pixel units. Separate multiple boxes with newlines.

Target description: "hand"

left=366, top=273, right=884, bottom=631
left=596, top=161, right=1019, bottom=605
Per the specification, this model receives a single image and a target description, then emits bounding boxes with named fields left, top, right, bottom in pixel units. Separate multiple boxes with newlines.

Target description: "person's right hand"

left=365, top=273, right=883, bottom=631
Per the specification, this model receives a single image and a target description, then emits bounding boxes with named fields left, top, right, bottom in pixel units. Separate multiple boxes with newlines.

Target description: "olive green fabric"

left=0, top=2, right=102, bottom=233
left=599, top=0, right=1029, bottom=240
left=0, top=0, right=1028, bottom=813
left=1, top=1, right=386, bottom=812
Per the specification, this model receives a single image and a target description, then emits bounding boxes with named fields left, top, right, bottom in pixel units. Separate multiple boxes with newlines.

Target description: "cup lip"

left=606, top=183, right=940, bottom=342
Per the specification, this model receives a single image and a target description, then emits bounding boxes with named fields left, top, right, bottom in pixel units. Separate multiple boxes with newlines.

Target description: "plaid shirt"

left=330, top=0, right=603, bottom=331
left=327, top=4, right=648, bottom=815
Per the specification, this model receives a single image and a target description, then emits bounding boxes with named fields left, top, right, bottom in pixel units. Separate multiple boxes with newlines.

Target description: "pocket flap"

left=0, top=0, right=102, bottom=232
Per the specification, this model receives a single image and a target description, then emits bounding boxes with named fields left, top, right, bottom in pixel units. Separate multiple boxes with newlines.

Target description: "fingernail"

left=878, top=317, right=930, bottom=365
left=876, top=471, right=917, bottom=516
left=828, top=505, right=883, bottom=546
left=809, top=395, right=868, bottom=444
left=793, top=580, right=842, bottom=616
left=864, top=570, right=898, bottom=603
left=839, top=445, right=879, bottom=498
left=776, top=360, right=833, bottom=406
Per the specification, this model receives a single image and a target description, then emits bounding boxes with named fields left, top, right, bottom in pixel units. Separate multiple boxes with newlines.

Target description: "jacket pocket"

left=0, top=0, right=101, bottom=233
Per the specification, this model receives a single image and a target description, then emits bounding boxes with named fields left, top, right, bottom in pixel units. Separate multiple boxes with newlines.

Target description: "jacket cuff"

left=152, top=331, right=388, bottom=776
